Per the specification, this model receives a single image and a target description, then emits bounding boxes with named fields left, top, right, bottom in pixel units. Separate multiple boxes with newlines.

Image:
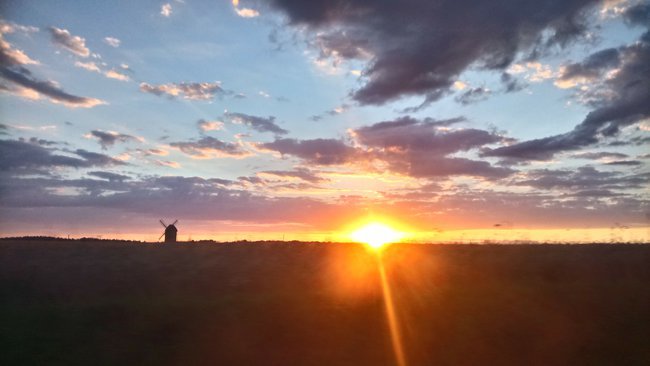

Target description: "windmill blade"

left=159, top=219, right=167, bottom=228
left=172, top=219, right=178, bottom=226
left=158, top=231, right=165, bottom=241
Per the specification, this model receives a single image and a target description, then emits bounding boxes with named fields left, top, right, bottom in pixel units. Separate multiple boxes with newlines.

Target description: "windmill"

left=159, top=219, right=178, bottom=243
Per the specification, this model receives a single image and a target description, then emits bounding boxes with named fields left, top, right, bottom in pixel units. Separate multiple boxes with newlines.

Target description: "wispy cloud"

left=235, top=8, right=260, bottom=18
left=103, top=37, right=120, bottom=48
left=225, top=112, right=288, bottom=135
left=104, top=69, right=129, bottom=81
left=170, top=136, right=251, bottom=159
left=140, top=81, right=225, bottom=100
left=197, top=119, right=224, bottom=132
left=85, top=130, right=142, bottom=149
left=74, top=61, right=130, bottom=82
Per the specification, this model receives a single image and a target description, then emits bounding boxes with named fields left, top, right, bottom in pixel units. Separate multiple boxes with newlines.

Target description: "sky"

left=0, top=0, right=648, bottom=242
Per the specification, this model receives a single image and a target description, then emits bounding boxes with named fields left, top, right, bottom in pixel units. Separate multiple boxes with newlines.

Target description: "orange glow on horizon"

left=350, top=222, right=405, bottom=249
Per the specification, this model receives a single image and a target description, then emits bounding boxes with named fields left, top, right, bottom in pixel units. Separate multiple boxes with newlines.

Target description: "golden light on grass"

left=350, top=222, right=404, bottom=249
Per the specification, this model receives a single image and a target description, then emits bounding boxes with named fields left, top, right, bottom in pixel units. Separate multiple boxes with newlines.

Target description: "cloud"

left=48, top=27, right=90, bottom=57
left=139, top=81, right=225, bottom=100
left=454, top=87, right=491, bottom=105
left=197, top=119, right=224, bottom=132
left=88, top=171, right=130, bottom=182
left=259, top=138, right=357, bottom=165
left=514, top=166, right=648, bottom=191
left=73, top=149, right=128, bottom=167
left=225, top=112, right=288, bottom=135
left=169, top=136, right=250, bottom=159
left=2, top=28, right=102, bottom=106
left=0, top=138, right=125, bottom=174
left=554, top=48, right=620, bottom=89
left=235, top=8, right=260, bottom=18
left=104, top=70, right=129, bottom=81
left=74, top=61, right=130, bottom=82
left=259, top=116, right=510, bottom=178
left=312, top=104, right=351, bottom=121
left=605, top=160, right=643, bottom=166
left=103, top=37, right=121, bottom=48
left=0, top=19, right=38, bottom=35
left=500, top=72, right=527, bottom=93
left=573, top=151, right=629, bottom=160
left=263, top=0, right=601, bottom=106
left=483, top=27, right=650, bottom=161
left=86, top=130, right=141, bottom=149
left=74, top=61, right=101, bottom=72
left=259, top=168, right=327, bottom=183
left=0, top=31, right=39, bottom=66
left=351, top=116, right=487, bottom=154
left=161, top=3, right=173, bottom=17
left=232, top=0, right=260, bottom=18
left=352, top=116, right=512, bottom=178
left=154, top=160, right=181, bottom=168
left=0, top=66, right=106, bottom=108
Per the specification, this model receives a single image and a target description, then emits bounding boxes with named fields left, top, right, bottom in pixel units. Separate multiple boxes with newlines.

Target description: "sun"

left=350, top=222, right=404, bottom=249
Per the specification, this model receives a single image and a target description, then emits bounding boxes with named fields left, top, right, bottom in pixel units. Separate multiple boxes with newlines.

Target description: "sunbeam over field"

left=1, top=239, right=649, bottom=366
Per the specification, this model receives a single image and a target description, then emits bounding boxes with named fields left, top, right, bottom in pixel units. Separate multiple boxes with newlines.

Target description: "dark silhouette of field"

left=1, top=239, right=649, bottom=365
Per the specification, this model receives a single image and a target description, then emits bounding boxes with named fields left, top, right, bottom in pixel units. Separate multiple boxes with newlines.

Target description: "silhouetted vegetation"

left=1, top=240, right=648, bottom=365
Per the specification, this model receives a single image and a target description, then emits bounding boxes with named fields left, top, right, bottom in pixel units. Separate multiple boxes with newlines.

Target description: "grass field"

left=1, top=239, right=649, bottom=365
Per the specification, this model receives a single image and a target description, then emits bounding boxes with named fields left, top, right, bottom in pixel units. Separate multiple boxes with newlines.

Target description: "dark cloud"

left=605, top=160, right=643, bottom=166
left=88, top=171, right=130, bottom=182
left=514, top=166, right=649, bottom=191
left=169, top=136, right=249, bottom=158
left=0, top=139, right=125, bottom=173
left=483, top=32, right=650, bottom=161
left=556, top=48, right=620, bottom=85
left=500, top=72, right=527, bottom=93
left=353, top=116, right=496, bottom=155
left=89, top=130, right=140, bottom=149
left=263, top=0, right=600, bottom=106
left=624, top=3, right=650, bottom=27
left=260, top=168, right=327, bottom=183
left=351, top=116, right=513, bottom=178
left=48, top=27, right=90, bottom=57
left=454, top=87, right=491, bottom=105
left=573, top=151, right=629, bottom=160
left=225, top=112, right=288, bottom=135
left=260, top=138, right=357, bottom=165
left=238, top=176, right=266, bottom=185
left=0, top=66, right=105, bottom=107
left=73, top=149, right=127, bottom=167
left=261, top=116, right=511, bottom=178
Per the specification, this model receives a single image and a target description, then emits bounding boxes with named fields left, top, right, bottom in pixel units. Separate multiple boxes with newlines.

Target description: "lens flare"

left=350, top=222, right=404, bottom=249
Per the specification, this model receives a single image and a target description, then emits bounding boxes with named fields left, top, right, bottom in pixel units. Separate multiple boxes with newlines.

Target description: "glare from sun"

left=350, top=222, right=404, bottom=249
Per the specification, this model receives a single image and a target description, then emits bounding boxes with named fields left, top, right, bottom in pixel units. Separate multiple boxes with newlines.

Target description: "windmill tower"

left=159, top=219, right=178, bottom=243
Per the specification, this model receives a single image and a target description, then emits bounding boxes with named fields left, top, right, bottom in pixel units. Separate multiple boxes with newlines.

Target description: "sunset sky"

left=1, top=0, right=648, bottom=242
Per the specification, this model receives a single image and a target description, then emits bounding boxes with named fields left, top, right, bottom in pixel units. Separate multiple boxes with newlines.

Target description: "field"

left=1, top=239, right=649, bottom=366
